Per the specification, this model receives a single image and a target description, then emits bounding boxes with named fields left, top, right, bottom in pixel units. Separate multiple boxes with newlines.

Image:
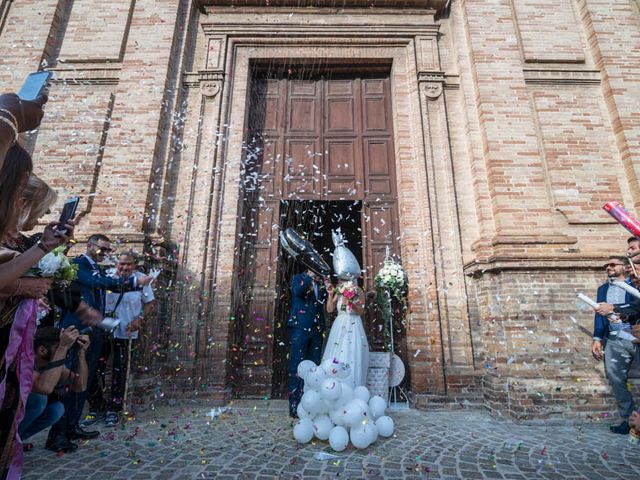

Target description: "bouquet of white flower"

left=374, top=259, right=407, bottom=291
left=31, top=246, right=78, bottom=285
left=374, top=257, right=408, bottom=351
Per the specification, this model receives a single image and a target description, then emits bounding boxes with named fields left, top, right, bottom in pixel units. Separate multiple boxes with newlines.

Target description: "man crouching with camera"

left=19, top=326, right=89, bottom=453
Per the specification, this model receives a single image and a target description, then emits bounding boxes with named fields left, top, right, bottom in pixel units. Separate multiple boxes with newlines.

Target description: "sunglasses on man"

left=89, top=242, right=113, bottom=253
left=604, top=262, right=625, bottom=268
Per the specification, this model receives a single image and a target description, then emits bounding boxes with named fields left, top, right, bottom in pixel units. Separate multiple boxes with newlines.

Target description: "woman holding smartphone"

left=0, top=94, right=73, bottom=291
left=0, top=97, right=75, bottom=479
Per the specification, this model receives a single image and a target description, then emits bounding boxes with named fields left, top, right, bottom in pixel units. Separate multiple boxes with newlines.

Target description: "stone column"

left=417, top=74, right=475, bottom=393
left=170, top=34, right=229, bottom=399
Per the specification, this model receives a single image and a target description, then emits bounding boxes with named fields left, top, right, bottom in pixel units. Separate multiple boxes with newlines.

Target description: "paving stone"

left=18, top=401, right=640, bottom=480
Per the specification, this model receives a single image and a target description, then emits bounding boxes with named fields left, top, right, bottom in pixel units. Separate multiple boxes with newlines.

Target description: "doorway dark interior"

left=271, top=200, right=362, bottom=398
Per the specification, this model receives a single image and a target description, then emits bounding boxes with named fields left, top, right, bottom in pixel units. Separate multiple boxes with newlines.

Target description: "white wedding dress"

left=322, top=296, right=370, bottom=389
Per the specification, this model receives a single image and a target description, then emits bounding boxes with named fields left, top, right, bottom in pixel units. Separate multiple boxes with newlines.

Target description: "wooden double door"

left=232, top=66, right=403, bottom=396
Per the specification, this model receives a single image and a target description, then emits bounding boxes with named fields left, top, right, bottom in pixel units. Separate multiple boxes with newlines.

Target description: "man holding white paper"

left=592, top=256, right=640, bottom=434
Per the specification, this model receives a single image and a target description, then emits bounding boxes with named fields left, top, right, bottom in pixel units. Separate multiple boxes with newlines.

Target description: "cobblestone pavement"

left=21, top=400, right=640, bottom=480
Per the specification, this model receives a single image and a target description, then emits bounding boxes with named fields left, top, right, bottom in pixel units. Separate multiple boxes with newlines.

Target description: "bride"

left=321, top=231, right=370, bottom=389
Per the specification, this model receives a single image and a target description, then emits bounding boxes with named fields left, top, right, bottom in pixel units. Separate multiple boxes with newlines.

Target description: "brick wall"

left=1, top=1, right=640, bottom=417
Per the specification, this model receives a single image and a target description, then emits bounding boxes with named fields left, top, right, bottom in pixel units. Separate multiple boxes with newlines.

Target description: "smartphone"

left=18, top=71, right=52, bottom=101
left=78, top=327, right=92, bottom=335
left=57, top=197, right=79, bottom=233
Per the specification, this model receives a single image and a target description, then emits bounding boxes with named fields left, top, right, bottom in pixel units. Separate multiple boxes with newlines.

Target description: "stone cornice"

left=49, top=65, right=121, bottom=86
left=197, top=0, right=448, bottom=11
left=183, top=71, right=225, bottom=87
left=463, top=256, right=611, bottom=277
left=524, top=68, right=601, bottom=85
left=204, top=25, right=438, bottom=37
left=201, top=13, right=439, bottom=36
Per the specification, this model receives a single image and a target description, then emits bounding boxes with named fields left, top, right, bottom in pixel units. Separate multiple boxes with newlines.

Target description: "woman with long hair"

left=0, top=147, right=75, bottom=480
left=17, top=175, right=58, bottom=233
left=0, top=94, right=72, bottom=291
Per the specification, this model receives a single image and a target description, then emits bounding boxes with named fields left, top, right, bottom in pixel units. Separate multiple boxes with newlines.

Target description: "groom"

left=287, top=268, right=327, bottom=418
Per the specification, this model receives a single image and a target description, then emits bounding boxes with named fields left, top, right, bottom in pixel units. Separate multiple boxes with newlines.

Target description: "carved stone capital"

left=182, top=71, right=225, bottom=96
left=201, top=81, right=221, bottom=98
left=420, top=81, right=442, bottom=100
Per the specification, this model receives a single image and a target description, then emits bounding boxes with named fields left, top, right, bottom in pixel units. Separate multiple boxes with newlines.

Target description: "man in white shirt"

left=103, top=251, right=156, bottom=426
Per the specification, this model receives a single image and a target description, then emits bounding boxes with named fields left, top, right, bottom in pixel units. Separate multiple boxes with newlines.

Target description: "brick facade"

left=1, top=0, right=639, bottom=419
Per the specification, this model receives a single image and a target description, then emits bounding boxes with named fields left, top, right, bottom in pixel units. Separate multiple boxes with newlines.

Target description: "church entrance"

left=271, top=199, right=363, bottom=398
left=231, top=63, right=406, bottom=397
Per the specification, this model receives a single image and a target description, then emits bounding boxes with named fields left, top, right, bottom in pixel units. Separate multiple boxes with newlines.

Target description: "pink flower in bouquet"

left=342, top=290, right=356, bottom=299
left=337, top=281, right=358, bottom=311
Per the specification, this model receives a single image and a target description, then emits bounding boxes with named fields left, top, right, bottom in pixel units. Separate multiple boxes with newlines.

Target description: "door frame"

left=208, top=40, right=449, bottom=398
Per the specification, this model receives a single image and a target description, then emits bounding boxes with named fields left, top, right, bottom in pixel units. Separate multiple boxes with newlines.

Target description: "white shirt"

left=105, top=270, right=155, bottom=340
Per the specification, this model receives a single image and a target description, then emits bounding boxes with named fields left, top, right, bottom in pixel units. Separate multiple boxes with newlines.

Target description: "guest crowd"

left=0, top=93, right=156, bottom=479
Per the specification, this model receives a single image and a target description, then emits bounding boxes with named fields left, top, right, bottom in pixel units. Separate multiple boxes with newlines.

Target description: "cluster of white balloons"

left=292, top=359, right=395, bottom=451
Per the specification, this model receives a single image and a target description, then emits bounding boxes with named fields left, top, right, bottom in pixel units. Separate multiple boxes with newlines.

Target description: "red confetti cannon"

left=603, top=201, right=640, bottom=239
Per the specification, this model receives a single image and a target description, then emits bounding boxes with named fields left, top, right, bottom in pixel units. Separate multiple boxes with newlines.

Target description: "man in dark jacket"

left=592, top=255, right=640, bottom=434
left=287, top=269, right=327, bottom=418
left=45, top=234, right=151, bottom=452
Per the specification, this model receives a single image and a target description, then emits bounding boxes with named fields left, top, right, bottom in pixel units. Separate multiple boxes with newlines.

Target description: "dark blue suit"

left=49, top=255, right=138, bottom=439
left=593, top=278, right=637, bottom=340
left=287, top=273, right=326, bottom=408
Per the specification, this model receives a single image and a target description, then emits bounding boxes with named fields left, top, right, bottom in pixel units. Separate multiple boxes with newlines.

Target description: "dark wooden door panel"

left=324, top=137, right=362, bottom=197
left=284, top=139, right=320, bottom=196
left=363, top=201, right=400, bottom=351
left=364, top=138, right=395, bottom=197
left=363, top=97, right=388, bottom=132
left=326, top=97, right=357, bottom=132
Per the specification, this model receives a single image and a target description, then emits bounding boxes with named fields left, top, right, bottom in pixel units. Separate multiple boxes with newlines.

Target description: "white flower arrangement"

left=374, top=259, right=407, bottom=290
left=374, top=257, right=408, bottom=352
left=33, top=246, right=78, bottom=284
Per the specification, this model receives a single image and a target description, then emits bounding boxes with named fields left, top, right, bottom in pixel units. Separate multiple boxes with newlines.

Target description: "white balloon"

left=368, top=396, right=387, bottom=420
left=342, top=400, right=365, bottom=428
left=297, top=360, right=317, bottom=381
left=305, top=367, right=327, bottom=391
left=329, top=426, right=349, bottom=452
left=320, top=378, right=342, bottom=402
left=337, top=383, right=353, bottom=406
left=301, top=389, right=322, bottom=415
left=360, top=420, right=377, bottom=445
left=376, top=416, right=394, bottom=437
left=334, top=362, right=351, bottom=379
left=296, top=403, right=313, bottom=419
left=350, top=424, right=371, bottom=449
left=321, top=359, right=338, bottom=376
left=368, top=421, right=379, bottom=444
left=293, top=418, right=314, bottom=443
left=352, top=398, right=369, bottom=412
left=329, top=407, right=344, bottom=426
left=354, top=386, right=370, bottom=403
left=322, top=398, right=337, bottom=414
left=312, top=414, right=334, bottom=441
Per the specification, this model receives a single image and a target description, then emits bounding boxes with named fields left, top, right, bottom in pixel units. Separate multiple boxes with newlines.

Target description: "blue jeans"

left=48, top=326, right=105, bottom=439
left=19, top=394, right=64, bottom=441
left=287, top=327, right=323, bottom=407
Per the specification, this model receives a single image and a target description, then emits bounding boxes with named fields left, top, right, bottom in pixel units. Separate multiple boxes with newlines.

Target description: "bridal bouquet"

left=337, top=280, right=358, bottom=312
left=30, top=246, right=78, bottom=285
